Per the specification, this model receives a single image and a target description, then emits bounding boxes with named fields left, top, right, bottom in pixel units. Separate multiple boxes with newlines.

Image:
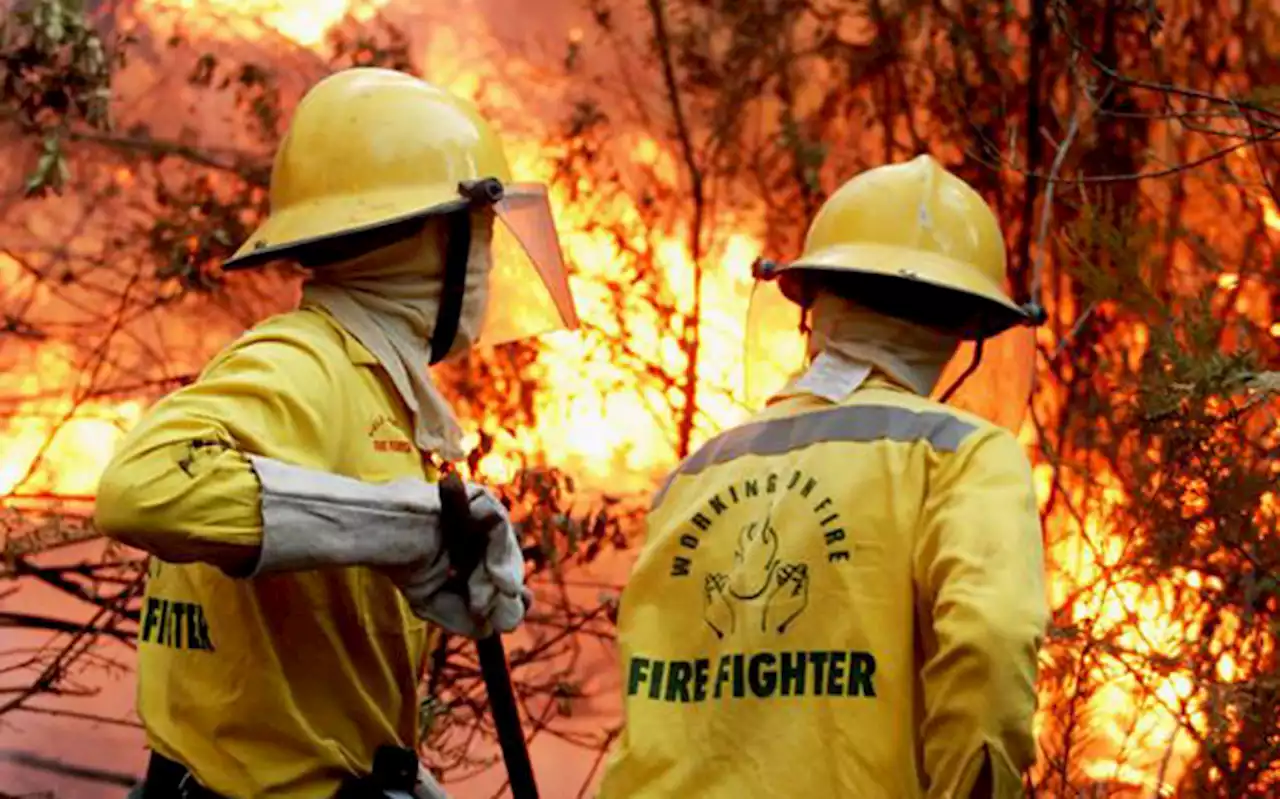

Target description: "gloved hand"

left=248, top=456, right=532, bottom=638
left=385, top=481, right=532, bottom=638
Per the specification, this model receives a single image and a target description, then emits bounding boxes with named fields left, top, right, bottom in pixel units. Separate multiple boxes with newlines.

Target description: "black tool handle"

left=439, top=472, right=486, bottom=594
left=438, top=473, right=540, bottom=799
left=478, top=635, right=538, bottom=798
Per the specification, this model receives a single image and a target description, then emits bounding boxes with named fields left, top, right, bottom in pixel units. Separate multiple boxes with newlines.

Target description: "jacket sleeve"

left=93, top=335, right=342, bottom=575
left=913, top=425, right=1049, bottom=798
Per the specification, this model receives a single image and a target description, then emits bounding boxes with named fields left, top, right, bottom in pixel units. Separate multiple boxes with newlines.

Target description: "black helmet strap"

left=937, top=337, right=985, bottom=403
left=429, top=209, right=472, bottom=365
left=428, top=178, right=505, bottom=366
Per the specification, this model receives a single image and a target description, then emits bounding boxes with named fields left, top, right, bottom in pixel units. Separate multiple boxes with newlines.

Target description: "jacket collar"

left=304, top=304, right=380, bottom=366
left=768, top=365, right=913, bottom=406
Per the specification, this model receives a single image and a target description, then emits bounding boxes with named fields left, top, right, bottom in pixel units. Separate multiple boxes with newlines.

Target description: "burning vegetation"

left=1, top=0, right=1279, bottom=796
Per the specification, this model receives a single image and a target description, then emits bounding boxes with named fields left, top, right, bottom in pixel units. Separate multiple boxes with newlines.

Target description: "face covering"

left=803, top=288, right=961, bottom=397
left=301, top=213, right=494, bottom=462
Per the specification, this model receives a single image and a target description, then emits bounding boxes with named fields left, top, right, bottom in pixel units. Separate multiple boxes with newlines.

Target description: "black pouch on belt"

left=334, top=745, right=420, bottom=798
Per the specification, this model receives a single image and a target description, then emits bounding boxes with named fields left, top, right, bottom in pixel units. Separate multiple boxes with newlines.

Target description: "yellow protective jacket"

left=94, top=306, right=435, bottom=798
left=598, top=375, right=1048, bottom=799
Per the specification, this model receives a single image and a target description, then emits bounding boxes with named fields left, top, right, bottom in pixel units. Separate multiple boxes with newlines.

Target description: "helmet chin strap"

left=937, top=337, right=985, bottom=403
left=428, top=208, right=472, bottom=365
left=427, top=178, right=506, bottom=366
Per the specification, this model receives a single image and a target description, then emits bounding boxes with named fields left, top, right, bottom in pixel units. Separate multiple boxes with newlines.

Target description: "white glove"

left=248, top=456, right=530, bottom=638
left=414, top=763, right=450, bottom=799
left=382, top=482, right=531, bottom=637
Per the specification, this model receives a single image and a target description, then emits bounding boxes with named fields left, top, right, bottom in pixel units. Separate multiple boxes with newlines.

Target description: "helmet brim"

left=223, top=182, right=468, bottom=271
left=775, top=242, right=1032, bottom=339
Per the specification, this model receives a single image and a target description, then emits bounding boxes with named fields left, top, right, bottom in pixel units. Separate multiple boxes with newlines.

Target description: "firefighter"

left=94, top=67, right=579, bottom=798
left=598, top=154, right=1049, bottom=798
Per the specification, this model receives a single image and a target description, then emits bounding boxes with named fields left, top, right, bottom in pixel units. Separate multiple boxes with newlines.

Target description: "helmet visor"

left=743, top=277, right=807, bottom=409
left=932, top=326, right=1036, bottom=433
left=471, top=183, right=580, bottom=349
left=743, top=277, right=1035, bottom=433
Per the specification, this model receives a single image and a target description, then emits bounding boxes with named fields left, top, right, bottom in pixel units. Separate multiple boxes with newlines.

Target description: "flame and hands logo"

left=704, top=514, right=810, bottom=639
left=367, top=413, right=395, bottom=438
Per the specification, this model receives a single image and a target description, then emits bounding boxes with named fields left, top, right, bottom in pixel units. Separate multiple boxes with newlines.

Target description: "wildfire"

left=3, top=1, right=1277, bottom=796
left=0, top=283, right=143, bottom=499
left=1025, top=313, right=1194, bottom=795
left=133, top=0, right=391, bottom=47
left=1, top=1, right=777, bottom=506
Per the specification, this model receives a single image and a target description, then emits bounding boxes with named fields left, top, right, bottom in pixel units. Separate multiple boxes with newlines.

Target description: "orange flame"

left=133, top=0, right=391, bottom=46
left=0, top=256, right=143, bottom=499
left=1262, top=195, right=1280, bottom=234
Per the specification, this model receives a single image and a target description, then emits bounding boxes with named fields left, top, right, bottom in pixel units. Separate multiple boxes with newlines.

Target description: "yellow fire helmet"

left=222, top=67, right=579, bottom=363
left=745, top=154, right=1046, bottom=430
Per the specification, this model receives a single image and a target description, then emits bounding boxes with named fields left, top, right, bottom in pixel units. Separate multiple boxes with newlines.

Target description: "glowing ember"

left=1263, top=196, right=1280, bottom=234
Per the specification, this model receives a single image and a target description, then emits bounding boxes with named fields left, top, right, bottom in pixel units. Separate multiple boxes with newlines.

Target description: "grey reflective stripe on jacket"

left=652, top=403, right=979, bottom=510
